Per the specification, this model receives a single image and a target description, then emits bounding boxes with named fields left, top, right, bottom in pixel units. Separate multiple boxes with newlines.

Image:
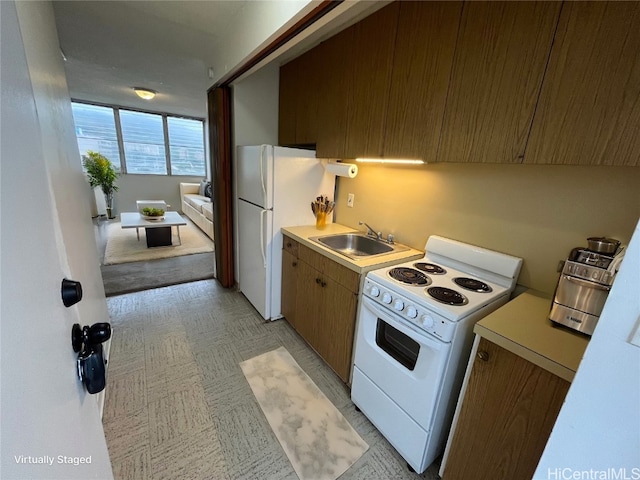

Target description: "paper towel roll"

left=325, top=162, right=358, bottom=178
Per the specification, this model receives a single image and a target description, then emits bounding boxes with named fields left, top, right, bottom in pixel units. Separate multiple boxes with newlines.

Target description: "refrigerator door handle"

left=260, top=145, right=267, bottom=208
left=260, top=209, right=267, bottom=268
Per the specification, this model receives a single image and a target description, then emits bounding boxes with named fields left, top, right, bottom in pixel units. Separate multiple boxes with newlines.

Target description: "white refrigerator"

left=236, top=145, right=336, bottom=320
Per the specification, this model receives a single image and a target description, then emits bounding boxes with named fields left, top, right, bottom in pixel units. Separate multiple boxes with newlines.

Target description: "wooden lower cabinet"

left=281, top=236, right=359, bottom=382
left=281, top=249, right=298, bottom=328
left=443, top=337, right=570, bottom=480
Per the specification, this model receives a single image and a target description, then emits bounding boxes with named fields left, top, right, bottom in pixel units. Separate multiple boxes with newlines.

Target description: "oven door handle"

left=362, top=297, right=444, bottom=350
left=563, top=275, right=611, bottom=291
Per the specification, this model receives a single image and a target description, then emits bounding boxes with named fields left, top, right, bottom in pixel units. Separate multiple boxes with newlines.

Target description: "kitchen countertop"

left=282, top=223, right=424, bottom=275
left=474, top=291, right=590, bottom=382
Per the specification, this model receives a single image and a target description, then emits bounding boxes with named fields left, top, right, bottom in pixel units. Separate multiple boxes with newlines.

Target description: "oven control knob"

left=406, top=306, right=418, bottom=318
left=420, top=314, right=435, bottom=328
left=370, top=286, right=380, bottom=297
left=382, top=293, right=392, bottom=304
left=393, top=299, right=404, bottom=311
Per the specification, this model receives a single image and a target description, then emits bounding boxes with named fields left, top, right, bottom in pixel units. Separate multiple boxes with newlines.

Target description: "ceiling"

left=53, top=1, right=248, bottom=118
left=53, top=1, right=387, bottom=120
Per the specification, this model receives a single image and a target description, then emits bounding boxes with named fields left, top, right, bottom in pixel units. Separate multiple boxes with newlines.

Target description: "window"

left=167, top=117, right=206, bottom=176
left=71, top=103, right=121, bottom=169
left=70, top=101, right=206, bottom=176
left=120, top=110, right=167, bottom=175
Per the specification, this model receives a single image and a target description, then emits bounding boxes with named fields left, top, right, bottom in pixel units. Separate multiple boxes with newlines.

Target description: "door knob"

left=477, top=351, right=489, bottom=362
left=72, top=323, right=111, bottom=394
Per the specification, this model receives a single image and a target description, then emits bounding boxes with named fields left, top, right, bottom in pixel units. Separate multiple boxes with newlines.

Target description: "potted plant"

left=82, top=151, right=119, bottom=219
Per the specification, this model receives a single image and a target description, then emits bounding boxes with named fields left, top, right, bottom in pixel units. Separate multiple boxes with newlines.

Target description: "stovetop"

left=366, top=255, right=510, bottom=322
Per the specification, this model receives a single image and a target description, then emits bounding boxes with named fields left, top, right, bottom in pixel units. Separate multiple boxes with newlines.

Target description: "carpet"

left=103, top=217, right=214, bottom=265
left=240, top=347, right=369, bottom=480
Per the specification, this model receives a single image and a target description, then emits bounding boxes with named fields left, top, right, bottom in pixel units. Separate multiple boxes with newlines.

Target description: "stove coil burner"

left=414, top=262, right=447, bottom=275
left=427, top=287, right=469, bottom=306
left=388, top=267, right=431, bottom=286
left=453, top=277, right=493, bottom=293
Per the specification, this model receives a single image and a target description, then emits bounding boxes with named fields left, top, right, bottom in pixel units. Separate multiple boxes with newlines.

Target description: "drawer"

left=283, top=235, right=299, bottom=257
left=323, top=258, right=359, bottom=293
left=299, top=244, right=359, bottom=292
left=298, top=244, right=324, bottom=272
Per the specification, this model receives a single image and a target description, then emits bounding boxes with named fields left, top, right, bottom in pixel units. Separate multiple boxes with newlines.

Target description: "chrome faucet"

left=359, top=221, right=382, bottom=241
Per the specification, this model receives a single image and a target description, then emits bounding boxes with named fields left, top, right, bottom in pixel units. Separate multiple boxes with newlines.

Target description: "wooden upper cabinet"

left=294, top=48, right=322, bottom=145
left=278, top=61, right=298, bottom=146
left=315, top=27, right=354, bottom=158
left=525, top=2, right=640, bottom=166
left=437, top=2, right=561, bottom=163
left=344, top=2, right=400, bottom=159
left=278, top=50, right=322, bottom=147
left=383, top=1, right=462, bottom=161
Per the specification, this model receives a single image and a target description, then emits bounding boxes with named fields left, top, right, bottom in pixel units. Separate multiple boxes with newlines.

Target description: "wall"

left=230, top=63, right=280, bottom=282
left=1, top=1, right=113, bottom=477
left=210, top=0, right=314, bottom=83
left=535, top=218, right=640, bottom=476
left=334, top=163, right=640, bottom=293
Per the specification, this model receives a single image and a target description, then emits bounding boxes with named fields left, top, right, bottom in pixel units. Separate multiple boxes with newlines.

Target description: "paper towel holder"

left=324, top=161, right=358, bottom=178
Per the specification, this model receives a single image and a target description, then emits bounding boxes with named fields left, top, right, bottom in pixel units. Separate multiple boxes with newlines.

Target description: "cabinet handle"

left=286, top=242, right=292, bottom=248
left=321, top=281, right=327, bottom=287
left=315, top=278, right=321, bottom=284
left=477, top=351, right=489, bottom=362
left=292, top=261, right=297, bottom=267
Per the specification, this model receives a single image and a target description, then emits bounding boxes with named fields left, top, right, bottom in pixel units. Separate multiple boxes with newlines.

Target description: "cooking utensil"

left=587, top=237, right=620, bottom=254
left=311, top=195, right=334, bottom=217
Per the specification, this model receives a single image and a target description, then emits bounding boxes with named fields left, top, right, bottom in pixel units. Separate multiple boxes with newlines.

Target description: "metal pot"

left=587, top=237, right=620, bottom=254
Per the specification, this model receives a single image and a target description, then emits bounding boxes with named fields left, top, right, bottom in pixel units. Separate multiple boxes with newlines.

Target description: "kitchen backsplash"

left=334, top=162, right=640, bottom=294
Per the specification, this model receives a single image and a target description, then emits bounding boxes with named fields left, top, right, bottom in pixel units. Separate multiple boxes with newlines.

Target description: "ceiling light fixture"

left=133, top=87, right=157, bottom=100
left=355, top=158, right=425, bottom=165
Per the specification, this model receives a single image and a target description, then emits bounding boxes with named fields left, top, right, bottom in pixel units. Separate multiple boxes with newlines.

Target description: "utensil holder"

left=315, top=212, right=327, bottom=230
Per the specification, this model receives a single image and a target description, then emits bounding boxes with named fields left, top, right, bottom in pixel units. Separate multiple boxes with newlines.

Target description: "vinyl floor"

left=103, top=280, right=442, bottom=479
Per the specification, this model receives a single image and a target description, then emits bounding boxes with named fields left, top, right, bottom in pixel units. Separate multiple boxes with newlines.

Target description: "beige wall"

left=334, top=163, right=640, bottom=294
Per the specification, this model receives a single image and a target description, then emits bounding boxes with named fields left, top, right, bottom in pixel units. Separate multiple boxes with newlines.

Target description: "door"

left=236, top=144, right=273, bottom=208
left=524, top=1, right=640, bottom=166
left=1, top=2, right=112, bottom=478
left=237, top=199, right=272, bottom=319
left=443, top=338, right=570, bottom=480
left=437, top=1, right=561, bottom=163
left=353, top=297, right=450, bottom=428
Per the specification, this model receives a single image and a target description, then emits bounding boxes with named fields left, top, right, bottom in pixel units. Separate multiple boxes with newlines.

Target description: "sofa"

left=180, top=182, right=214, bottom=240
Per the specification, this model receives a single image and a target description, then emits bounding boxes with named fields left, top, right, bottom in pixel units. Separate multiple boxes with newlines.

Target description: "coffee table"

left=120, top=211, right=187, bottom=248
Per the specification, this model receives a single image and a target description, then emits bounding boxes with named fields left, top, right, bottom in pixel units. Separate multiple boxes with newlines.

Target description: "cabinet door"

left=278, top=61, right=298, bottom=146
left=525, top=2, right=640, bottom=166
left=294, top=259, right=323, bottom=350
left=437, top=2, right=561, bottom=163
left=316, top=276, right=358, bottom=382
left=443, top=338, right=570, bottom=480
left=281, top=249, right=298, bottom=328
left=383, top=1, right=462, bottom=160
left=344, top=2, right=400, bottom=158
left=315, top=27, right=354, bottom=158
left=294, top=48, right=322, bottom=145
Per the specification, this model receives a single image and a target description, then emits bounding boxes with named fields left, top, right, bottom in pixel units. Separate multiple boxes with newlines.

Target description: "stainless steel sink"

left=310, top=233, right=408, bottom=260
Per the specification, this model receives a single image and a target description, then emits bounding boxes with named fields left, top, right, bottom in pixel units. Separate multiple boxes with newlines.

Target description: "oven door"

left=353, top=296, right=451, bottom=429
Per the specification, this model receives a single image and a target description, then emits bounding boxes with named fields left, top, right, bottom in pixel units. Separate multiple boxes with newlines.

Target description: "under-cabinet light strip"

left=355, top=158, right=425, bottom=165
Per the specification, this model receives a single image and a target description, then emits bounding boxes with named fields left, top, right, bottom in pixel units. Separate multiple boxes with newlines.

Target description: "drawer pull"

left=477, top=351, right=489, bottom=362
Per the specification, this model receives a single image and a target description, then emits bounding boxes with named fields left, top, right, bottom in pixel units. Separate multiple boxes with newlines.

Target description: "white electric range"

left=351, top=235, right=523, bottom=474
